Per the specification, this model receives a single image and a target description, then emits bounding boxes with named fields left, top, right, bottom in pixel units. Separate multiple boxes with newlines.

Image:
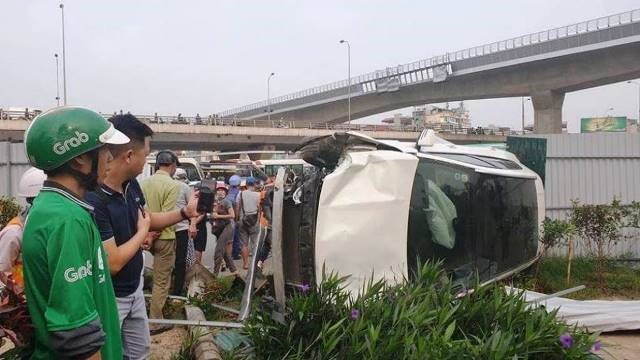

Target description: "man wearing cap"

left=22, top=106, right=129, bottom=359
left=140, top=150, right=183, bottom=332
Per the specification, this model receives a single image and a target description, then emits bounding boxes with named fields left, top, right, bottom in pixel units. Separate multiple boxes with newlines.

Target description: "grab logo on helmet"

left=53, top=131, right=90, bottom=155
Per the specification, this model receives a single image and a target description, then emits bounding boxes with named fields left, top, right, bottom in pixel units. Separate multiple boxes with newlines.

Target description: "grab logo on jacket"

left=64, top=260, right=93, bottom=283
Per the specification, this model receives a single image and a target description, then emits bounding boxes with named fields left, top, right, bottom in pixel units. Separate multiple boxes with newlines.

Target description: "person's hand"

left=185, top=191, right=200, bottom=218
left=137, top=209, right=151, bottom=234
left=142, top=231, right=159, bottom=250
left=188, top=225, right=198, bottom=239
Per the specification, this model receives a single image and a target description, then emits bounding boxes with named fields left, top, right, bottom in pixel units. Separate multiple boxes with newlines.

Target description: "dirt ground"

left=149, top=326, right=188, bottom=360
left=599, top=331, right=640, bottom=360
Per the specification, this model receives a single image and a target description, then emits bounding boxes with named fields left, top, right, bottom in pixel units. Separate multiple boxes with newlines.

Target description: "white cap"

left=17, top=167, right=46, bottom=198
left=174, top=167, right=188, bottom=180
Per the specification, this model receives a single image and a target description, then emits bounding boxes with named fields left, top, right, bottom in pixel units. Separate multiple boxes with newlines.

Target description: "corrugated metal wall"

left=0, top=141, right=30, bottom=199
left=534, top=134, right=640, bottom=257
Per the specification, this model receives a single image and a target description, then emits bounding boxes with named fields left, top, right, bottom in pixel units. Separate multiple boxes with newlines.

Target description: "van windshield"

left=407, top=158, right=538, bottom=284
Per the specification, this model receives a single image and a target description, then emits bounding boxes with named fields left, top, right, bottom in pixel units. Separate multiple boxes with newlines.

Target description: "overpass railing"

left=217, top=8, right=640, bottom=117
left=0, top=109, right=515, bottom=136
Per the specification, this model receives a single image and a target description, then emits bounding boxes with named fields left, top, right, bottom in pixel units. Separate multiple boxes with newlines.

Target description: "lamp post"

left=628, top=81, right=640, bottom=125
left=521, top=97, right=530, bottom=135
left=267, top=72, right=275, bottom=121
left=54, top=54, right=60, bottom=106
left=603, top=107, right=614, bottom=117
left=339, top=39, right=351, bottom=126
left=59, top=3, right=68, bottom=105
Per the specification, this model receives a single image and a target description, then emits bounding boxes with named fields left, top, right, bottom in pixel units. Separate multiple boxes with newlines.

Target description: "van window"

left=181, top=163, right=201, bottom=182
left=407, top=158, right=538, bottom=285
left=264, top=164, right=304, bottom=177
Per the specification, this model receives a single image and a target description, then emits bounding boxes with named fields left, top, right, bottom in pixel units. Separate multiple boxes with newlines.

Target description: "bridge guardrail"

left=218, top=8, right=640, bottom=117
left=1, top=109, right=515, bottom=136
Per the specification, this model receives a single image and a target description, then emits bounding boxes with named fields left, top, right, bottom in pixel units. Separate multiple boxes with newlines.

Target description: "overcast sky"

left=2, top=0, right=639, bottom=133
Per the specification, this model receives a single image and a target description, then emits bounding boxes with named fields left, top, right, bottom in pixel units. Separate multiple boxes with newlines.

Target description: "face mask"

left=215, top=194, right=225, bottom=201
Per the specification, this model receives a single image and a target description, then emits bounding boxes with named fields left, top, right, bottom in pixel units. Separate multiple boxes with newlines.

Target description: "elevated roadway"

left=218, top=10, right=640, bottom=133
left=0, top=120, right=505, bottom=151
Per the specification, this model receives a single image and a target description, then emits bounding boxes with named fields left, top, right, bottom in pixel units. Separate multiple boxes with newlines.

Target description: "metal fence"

left=218, top=9, right=640, bottom=117
left=537, top=133, right=640, bottom=258
left=0, top=142, right=30, bottom=201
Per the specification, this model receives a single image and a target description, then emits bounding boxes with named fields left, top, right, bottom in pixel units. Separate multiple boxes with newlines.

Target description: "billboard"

left=580, top=117, right=627, bottom=133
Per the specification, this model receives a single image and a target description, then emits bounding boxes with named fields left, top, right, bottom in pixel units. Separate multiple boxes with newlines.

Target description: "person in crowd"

left=22, top=106, right=129, bottom=359
left=211, top=184, right=237, bottom=276
left=227, top=175, right=242, bottom=260
left=256, top=177, right=275, bottom=270
left=86, top=115, right=199, bottom=355
left=172, top=168, right=199, bottom=296
left=140, top=150, right=187, bottom=333
left=236, top=176, right=261, bottom=269
left=0, top=167, right=46, bottom=286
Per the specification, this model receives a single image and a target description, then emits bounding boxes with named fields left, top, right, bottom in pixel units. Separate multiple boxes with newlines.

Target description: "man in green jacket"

left=22, top=106, right=129, bottom=359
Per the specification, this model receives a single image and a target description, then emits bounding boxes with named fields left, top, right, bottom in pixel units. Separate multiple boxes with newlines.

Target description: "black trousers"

left=172, top=229, right=189, bottom=296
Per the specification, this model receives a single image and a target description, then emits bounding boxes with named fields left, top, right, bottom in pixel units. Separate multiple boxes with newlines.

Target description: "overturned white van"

left=275, top=130, right=544, bottom=295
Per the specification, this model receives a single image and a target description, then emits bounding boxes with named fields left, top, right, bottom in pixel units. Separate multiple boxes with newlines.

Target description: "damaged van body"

left=277, top=130, right=544, bottom=294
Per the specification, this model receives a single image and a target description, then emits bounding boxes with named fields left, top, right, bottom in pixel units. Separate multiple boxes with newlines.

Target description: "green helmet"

left=25, top=106, right=130, bottom=170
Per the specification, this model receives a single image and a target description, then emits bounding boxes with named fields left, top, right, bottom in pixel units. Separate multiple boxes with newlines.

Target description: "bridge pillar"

left=532, top=90, right=564, bottom=134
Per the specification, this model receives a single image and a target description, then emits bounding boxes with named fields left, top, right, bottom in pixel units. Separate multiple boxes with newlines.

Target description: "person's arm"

left=102, top=209, right=150, bottom=274
left=0, top=228, right=20, bottom=273
left=188, top=215, right=202, bottom=239
left=213, top=205, right=235, bottom=220
left=45, top=219, right=107, bottom=358
left=262, top=196, right=273, bottom=224
left=150, top=188, right=199, bottom=231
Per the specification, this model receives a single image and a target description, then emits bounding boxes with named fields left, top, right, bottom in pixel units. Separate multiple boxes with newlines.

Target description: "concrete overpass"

left=218, top=9, right=640, bottom=133
left=0, top=120, right=505, bottom=151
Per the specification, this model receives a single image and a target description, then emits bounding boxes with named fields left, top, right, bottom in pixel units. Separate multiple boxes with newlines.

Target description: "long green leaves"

left=237, top=261, right=599, bottom=359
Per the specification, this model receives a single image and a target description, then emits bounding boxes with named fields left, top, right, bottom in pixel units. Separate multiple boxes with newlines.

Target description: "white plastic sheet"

left=519, top=288, right=640, bottom=332
left=314, top=150, right=418, bottom=294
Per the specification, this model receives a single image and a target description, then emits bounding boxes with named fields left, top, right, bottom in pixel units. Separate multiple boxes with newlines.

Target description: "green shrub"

left=236, top=262, right=600, bottom=359
left=570, top=199, right=625, bottom=288
left=540, top=217, right=575, bottom=254
left=0, top=196, right=21, bottom=229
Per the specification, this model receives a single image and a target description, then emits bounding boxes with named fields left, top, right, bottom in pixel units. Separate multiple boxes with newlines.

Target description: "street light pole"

left=628, top=81, right=640, bottom=125
left=521, top=97, right=530, bottom=135
left=339, top=40, right=351, bottom=126
left=55, top=54, right=60, bottom=106
left=267, top=72, right=275, bottom=121
left=59, top=3, right=68, bottom=105
left=521, top=97, right=525, bottom=135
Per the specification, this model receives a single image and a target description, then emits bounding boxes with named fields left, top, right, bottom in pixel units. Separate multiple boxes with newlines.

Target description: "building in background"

left=415, top=102, right=471, bottom=129
left=381, top=102, right=472, bottom=130
left=381, top=113, right=414, bottom=127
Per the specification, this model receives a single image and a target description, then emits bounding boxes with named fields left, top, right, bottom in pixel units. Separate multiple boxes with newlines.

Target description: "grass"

left=187, top=275, right=244, bottom=322
left=511, top=257, right=640, bottom=300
